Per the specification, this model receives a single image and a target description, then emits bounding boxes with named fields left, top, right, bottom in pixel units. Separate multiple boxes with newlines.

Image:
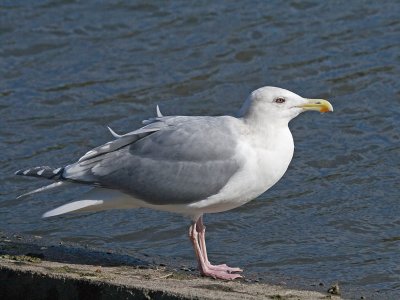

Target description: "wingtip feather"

left=107, top=126, right=122, bottom=138
left=16, top=182, right=65, bottom=199
left=156, top=105, right=163, bottom=117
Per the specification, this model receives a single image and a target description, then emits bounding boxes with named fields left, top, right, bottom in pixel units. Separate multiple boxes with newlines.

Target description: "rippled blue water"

left=1, top=1, right=399, bottom=298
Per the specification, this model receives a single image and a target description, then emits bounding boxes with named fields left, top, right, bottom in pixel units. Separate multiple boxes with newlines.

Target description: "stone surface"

left=0, top=257, right=333, bottom=300
left=0, top=232, right=337, bottom=300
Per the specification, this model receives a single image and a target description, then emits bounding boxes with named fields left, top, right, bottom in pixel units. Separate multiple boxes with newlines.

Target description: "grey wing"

left=64, top=116, right=241, bottom=205
left=78, top=120, right=169, bottom=163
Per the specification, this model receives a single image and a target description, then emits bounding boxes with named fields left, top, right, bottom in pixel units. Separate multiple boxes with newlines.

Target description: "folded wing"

left=64, top=116, right=241, bottom=205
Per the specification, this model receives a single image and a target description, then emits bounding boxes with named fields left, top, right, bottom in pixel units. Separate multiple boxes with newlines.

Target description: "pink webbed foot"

left=205, top=263, right=243, bottom=273
left=201, top=267, right=243, bottom=280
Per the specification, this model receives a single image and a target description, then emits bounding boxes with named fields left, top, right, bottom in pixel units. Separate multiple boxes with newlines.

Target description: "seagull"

left=15, top=86, right=333, bottom=280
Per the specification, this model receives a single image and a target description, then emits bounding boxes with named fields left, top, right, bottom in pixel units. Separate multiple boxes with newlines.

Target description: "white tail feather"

left=43, top=200, right=103, bottom=218
left=42, top=188, right=139, bottom=218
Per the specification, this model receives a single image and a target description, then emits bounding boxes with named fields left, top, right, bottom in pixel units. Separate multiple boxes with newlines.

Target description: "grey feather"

left=107, top=126, right=122, bottom=138
left=78, top=123, right=164, bottom=163
left=107, top=107, right=163, bottom=139
left=64, top=116, right=241, bottom=205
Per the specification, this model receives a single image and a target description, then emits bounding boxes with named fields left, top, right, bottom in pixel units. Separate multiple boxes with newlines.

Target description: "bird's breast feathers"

left=188, top=126, right=294, bottom=214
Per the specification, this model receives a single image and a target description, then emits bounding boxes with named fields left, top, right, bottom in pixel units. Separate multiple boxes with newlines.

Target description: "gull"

left=15, top=86, right=333, bottom=280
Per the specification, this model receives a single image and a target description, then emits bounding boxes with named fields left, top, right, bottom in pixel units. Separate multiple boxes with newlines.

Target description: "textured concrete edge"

left=0, top=259, right=197, bottom=300
left=0, top=266, right=174, bottom=300
left=0, top=257, right=338, bottom=300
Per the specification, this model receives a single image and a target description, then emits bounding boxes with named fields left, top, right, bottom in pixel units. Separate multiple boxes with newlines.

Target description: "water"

left=1, top=0, right=399, bottom=298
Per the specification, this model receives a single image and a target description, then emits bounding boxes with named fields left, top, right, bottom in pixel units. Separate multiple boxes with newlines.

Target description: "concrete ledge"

left=0, top=256, right=339, bottom=300
left=0, top=233, right=338, bottom=300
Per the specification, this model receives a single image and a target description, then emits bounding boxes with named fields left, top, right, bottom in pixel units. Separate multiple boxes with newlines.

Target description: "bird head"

left=240, top=86, right=333, bottom=125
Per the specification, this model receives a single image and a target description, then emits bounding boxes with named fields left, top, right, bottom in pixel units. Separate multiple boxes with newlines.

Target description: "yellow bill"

left=298, top=99, right=333, bottom=113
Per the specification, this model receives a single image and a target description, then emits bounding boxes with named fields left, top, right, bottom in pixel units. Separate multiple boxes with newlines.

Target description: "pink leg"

left=196, top=216, right=243, bottom=273
left=188, top=216, right=242, bottom=280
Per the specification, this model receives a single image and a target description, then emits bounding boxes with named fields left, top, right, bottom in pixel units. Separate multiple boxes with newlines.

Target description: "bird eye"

left=274, top=97, right=286, bottom=104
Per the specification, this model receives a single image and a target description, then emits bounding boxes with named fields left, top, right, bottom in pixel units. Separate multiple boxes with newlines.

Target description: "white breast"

left=188, top=124, right=294, bottom=214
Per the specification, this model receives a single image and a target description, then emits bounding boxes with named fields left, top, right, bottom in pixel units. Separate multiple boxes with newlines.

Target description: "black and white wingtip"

left=15, top=166, right=63, bottom=180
